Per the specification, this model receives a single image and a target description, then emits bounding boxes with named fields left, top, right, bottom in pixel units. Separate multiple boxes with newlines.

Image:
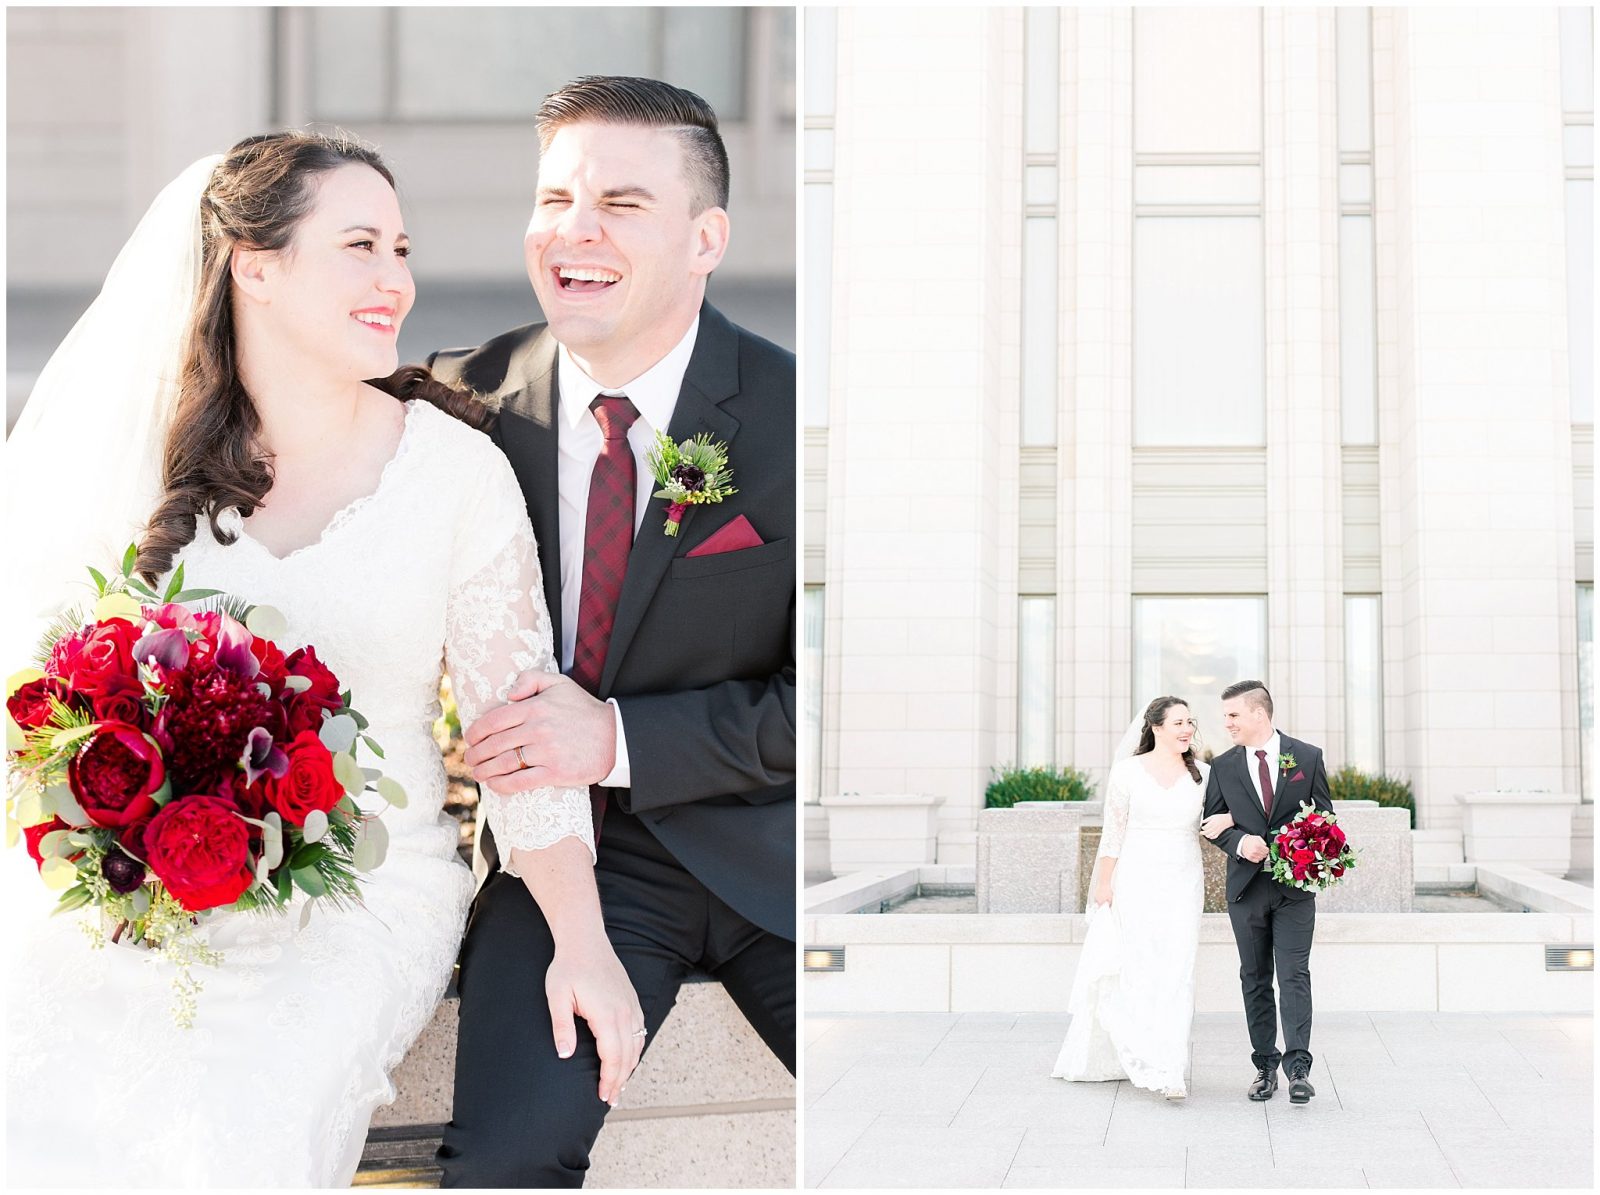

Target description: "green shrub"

left=985, top=765, right=1097, bottom=808
left=1329, top=765, right=1415, bottom=828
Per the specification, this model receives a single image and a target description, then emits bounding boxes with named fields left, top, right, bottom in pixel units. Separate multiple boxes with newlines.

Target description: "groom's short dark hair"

left=536, top=76, right=730, bottom=214
left=1221, top=680, right=1273, bottom=717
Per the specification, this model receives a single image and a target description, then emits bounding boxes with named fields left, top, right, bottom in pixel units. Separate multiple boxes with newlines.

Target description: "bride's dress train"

left=5, top=401, right=594, bottom=1185
left=1051, top=756, right=1206, bottom=1094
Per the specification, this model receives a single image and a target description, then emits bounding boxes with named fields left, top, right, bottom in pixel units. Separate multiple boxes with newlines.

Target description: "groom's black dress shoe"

left=1287, top=1065, right=1315, bottom=1104
left=1247, top=1068, right=1278, bottom=1101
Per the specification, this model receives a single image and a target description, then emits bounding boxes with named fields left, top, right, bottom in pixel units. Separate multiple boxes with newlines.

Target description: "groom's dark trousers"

left=1203, top=734, right=1332, bottom=1077
left=426, top=303, right=796, bottom=1188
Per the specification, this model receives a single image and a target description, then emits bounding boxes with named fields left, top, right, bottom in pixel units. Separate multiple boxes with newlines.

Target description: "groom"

left=1201, top=680, right=1332, bottom=1105
left=428, top=77, right=795, bottom=1186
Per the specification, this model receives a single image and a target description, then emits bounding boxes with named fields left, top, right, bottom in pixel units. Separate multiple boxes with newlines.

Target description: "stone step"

left=358, top=979, right=794, bottom=1188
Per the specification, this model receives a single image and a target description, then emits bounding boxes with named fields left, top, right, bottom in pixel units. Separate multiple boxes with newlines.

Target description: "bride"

left=5, top=133, right=642, bottom=1185
left=1050, top=696, right=1233, bottom=1099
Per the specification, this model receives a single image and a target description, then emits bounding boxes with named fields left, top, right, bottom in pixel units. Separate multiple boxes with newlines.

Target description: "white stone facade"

left=806, top=6, right=1592, bottom=863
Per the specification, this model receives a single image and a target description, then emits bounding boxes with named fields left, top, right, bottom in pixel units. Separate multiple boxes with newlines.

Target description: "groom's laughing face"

left=525, top=121, right=728, bottom=377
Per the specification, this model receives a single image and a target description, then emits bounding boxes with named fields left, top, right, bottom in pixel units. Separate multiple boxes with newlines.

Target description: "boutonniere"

left=645, top=431, right=737, bottom=537
left=1279, top=752, right=1297, bottom=771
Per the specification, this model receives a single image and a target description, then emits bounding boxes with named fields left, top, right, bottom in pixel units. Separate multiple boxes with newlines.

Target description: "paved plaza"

left=805, top=1012, right=1594, bottom=1188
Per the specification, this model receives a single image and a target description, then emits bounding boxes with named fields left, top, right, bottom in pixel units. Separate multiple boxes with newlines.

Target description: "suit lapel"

left=599, top=303, right=742, bottom=696
left=1235, top=746, right=1268, bottom=828
left=494, top=330, right=563, bottom=649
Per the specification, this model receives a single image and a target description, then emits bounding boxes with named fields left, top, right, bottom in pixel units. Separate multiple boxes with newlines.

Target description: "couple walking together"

left=6, top=77, right=794, bottom=1187
left=1052, top=681, right=1332, bottom=1105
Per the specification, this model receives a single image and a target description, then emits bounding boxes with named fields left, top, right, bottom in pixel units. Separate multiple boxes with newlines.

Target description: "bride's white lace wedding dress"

left=1051, top=755, right=1207, bottom=1094
left=5, top=400, right=594, bottom=1186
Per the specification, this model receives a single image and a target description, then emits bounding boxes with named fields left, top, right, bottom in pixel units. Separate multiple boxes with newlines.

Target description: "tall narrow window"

left=1580, top=584, right=1594, bottom=802
left=1018, top=597, right=1056, bottom=766
left=1133, top=597, right=1267, bottom=757
left=1021, top=7, right=1059, bottom=447
left=1344, top=595, right=1383, bottom=773
left=804, top=585, right=826, bottom=802
left=1337, top=8, right=1377, bottom=444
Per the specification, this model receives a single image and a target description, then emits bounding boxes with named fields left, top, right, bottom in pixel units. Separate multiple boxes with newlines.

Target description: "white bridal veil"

left=3, top=155, right=222, bottom=663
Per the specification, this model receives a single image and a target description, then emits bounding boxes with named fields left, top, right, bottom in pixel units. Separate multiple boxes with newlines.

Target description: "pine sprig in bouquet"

left=6, top=545, right=404, bottom=1024
left=645, top=430, right=737, bottom=536
left=1263, top=802, right=1359, bottom=893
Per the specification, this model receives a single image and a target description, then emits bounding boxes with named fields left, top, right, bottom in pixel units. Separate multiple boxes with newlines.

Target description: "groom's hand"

left=465, top=671, right=617, bottom=792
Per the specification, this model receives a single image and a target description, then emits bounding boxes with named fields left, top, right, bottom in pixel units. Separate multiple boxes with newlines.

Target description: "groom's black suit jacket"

left=1201, top=733, right=1333, bottom=905
left=428, top=302, right=796, bottom=940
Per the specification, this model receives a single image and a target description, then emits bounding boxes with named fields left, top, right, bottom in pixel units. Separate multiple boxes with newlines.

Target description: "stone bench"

left=356, top=979, right=794, bottom=1188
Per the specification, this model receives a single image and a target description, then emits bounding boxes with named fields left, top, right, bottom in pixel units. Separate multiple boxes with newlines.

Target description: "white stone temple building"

left=803, top=6, right=1593, bottom=873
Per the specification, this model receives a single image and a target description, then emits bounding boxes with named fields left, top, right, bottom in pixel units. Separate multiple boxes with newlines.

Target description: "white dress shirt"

left=1238, top=730, right=1282, bottom=858
left=554, top=316, right=700, bottom=789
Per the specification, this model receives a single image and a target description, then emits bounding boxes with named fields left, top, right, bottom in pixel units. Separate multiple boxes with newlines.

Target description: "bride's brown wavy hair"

left=1134, top=696, right=1203, bottom=784
left=135, top=130, right=493, bottom=583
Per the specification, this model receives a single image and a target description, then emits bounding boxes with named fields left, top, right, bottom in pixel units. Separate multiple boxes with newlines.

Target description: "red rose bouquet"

left=1264, top=802, right=1359, bottom=892
left=5, top=546, right=404, bottom=1023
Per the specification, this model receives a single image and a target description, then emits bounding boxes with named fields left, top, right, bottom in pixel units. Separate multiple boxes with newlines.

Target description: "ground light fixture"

left=804, top=947, right=846, bottom=972
left=1544, top=945, right=1594, bottom=971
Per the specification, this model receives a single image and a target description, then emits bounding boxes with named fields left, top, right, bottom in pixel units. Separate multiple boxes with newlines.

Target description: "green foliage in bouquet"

left=985, top=765, right=1097, bottom=808
left=1329, top=765, right=1415, bottom=828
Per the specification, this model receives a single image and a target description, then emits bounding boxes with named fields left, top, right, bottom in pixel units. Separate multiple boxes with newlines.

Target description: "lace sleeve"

left=444, top=496, right=595, bottom=871
left=1098, top=761, right=1132, bottom=860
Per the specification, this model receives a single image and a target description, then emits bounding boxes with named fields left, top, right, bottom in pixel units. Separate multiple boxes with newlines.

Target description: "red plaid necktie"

left=570, top=395, right=639, bottom=834
left=1255, top=749, right=1274, bottom=818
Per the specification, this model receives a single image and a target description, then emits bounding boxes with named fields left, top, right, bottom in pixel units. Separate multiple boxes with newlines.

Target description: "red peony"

left=143, top=795, right=254, bottom=911
left=155, top=664, right=280, bottom=793
left=90, top=677, right=149, bottom=727
left=259, top=731, right=345, bottom=825
left=68, top=618, right=141, bottom=699
left=283, top=646, right=342, bottom=736
left=7, top=676, right=74, bottom=730
left=68, top=722, right=168, bottom=829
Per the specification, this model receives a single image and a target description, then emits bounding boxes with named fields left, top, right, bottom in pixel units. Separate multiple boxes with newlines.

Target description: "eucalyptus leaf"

left=245, top=604, right=288, bottom=642
left=14, top=788, right=45, bottom=827
left=254, top=682, right=272, bottom=699
left=166, top=588, right=224, bottom=604
left=361, top=767, right=383, bottom=783
left=335, top=795, right=360, bottom=818
left=262, top=816, right=284, bottom=870
left=255, top=856, right=273, bottom=886
left=4, top=813, right=18, bottom=850
left=352, top=816, right=389, bottom=872
left=56, top=884, right=93, bottom=912
left=302, top=809, right=329, bottom=844
left=360, top=734, right=385, bottom=760
left=283, top=675, right=313, bottom=695
left=319, top=714, right=358, bottom=754
left=45, top=782, right=92, bottom=828
left=38, top=829, right=74, bottom=859
left=298, top=898, right=316, bottom=930
left=40, top=857, right=77, bottom=891
left=376, top=777, right=408, bottom=810
left=129, top=885, right=152, bottom=918
left=50, top=724, right=98, bottom=752
left=349, top=709, right=369, bottom=731
left=291, top=865, right=327, bottom=898
left=5, top=714, right=23, bottom=754
left=94, top=593, right=143, bottom=623
left=332, top=752, right=366, bottom=797
left=66, top=831, right=97, bottom=849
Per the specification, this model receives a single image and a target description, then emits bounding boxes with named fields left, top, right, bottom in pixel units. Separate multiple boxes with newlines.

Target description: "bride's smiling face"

left=1152, top=705, right=1196, bottom=754
left=234, top=163, right=415, bottom=381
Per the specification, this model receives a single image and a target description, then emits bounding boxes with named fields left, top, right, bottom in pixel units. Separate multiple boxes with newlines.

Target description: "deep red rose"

left=7, top=677, right=74, bottom=731
left=1292, top=848, right=1315, bottom=867
left=46, top=627, right=91, bottom=682
left=283, top=646, right=342, bottom=736
left=1331, top=864, right=1346, bottom=877
left=69, top=618, right=141, bottom=699
left=143, top=795, right=254, bottom=911
left=259, top=731, right=344, bottom=825
left=252, top=637, right=290, bottom=686
left=23, top=816, right=70, bottom=871
left=90, top=677, right=149, bottom=727
left=68, top=722, right=168, bottom=829
left=1325, top=824, right=1347, bottom=849
left=154, top=664, right=279, bottom=793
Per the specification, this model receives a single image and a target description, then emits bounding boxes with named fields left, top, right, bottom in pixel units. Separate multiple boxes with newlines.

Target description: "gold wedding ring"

left=515, top=744, right=529, bottom=770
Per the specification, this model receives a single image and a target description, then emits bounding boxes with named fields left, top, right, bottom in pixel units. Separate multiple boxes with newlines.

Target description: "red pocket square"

left=1292, top=771, right=1306, bottom=782
left=686, top=514, right=764, bottom=557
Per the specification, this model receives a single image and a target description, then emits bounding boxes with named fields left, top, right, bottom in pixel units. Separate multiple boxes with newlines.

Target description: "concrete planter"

left=975, top=805, right=1085, bottom=914
left=821, top=793, right=944, bottom=874
left=1457, top=790, right=1581, bottom=876
left=1317, top=801, right=1414, bottom=912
